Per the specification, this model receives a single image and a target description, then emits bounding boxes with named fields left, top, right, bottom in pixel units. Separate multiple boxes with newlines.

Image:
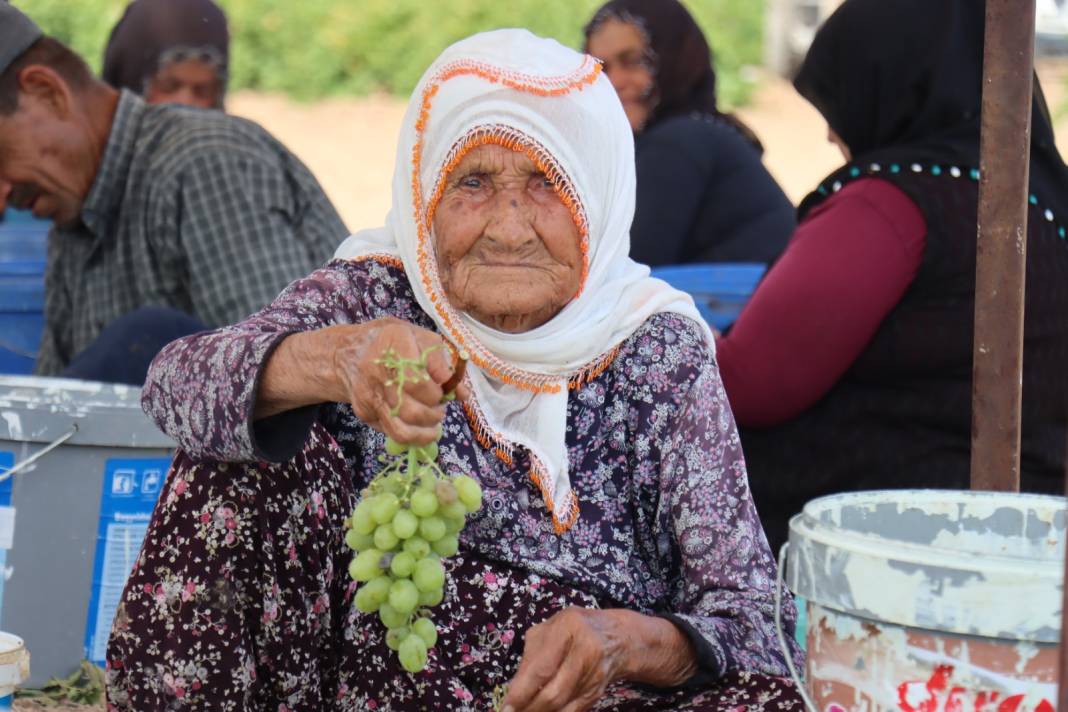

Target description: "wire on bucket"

left=775, top=542, right=818, bottom=712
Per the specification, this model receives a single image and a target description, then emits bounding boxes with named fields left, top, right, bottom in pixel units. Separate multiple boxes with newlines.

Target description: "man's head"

left=0, top=4, right=115, bottom=227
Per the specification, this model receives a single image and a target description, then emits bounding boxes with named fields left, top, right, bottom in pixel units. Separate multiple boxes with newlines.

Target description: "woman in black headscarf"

left=716, top=0, right=1068, bottom=552
left=584, top=0, right=794, bottom=266
left=102, top=0, right=229, bottom=110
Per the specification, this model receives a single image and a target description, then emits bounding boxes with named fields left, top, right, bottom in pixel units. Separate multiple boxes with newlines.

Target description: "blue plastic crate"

left=650, top=263, right=767, bottom=331
left=0, top=211, right=49, bottom=374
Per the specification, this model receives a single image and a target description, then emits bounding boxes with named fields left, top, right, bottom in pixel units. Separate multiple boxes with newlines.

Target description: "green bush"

left=14, top=0, right=762, bottom=107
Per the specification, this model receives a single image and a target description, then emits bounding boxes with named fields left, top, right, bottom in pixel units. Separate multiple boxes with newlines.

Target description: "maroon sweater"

left=717, top=178, right=926, bottom=427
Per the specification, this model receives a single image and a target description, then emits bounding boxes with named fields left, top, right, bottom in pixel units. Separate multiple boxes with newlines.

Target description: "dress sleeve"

left=655, top=354, right=804, bottom=682
left=141, top=261, right=370, bottom=463
left=716, top=178, right=927, bottom=427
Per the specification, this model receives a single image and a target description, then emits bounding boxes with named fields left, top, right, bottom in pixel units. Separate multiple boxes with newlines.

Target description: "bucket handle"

left=775, top=542, right=818, bottom=712
left=0, top=424, right=78, bottom=483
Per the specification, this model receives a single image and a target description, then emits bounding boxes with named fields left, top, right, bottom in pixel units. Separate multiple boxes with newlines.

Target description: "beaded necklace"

left=814, top=162, right=1067, bottom=240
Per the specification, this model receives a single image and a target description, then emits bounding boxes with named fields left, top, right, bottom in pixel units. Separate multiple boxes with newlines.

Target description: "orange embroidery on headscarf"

left=410, top=56, right=602, bottom=396
left=341, top=253, right=404, bottom=270
left=461, top=391, right=580, bottom=533
left=410, top=55, right=604, bottom=534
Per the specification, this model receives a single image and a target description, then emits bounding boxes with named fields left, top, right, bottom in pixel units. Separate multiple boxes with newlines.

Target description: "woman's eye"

left=533, top=174, right=554, bottom=190
left=460, top=174, right=484, bottom=189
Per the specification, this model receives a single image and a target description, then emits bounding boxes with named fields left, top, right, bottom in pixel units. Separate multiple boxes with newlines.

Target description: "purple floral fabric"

left=123, top=257, right=804, bottom=708
left=107, top=426, right=803, bottom=710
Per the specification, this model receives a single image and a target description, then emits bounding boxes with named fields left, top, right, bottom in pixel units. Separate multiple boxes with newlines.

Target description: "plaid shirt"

left=35, top=91, right=348, bottom=375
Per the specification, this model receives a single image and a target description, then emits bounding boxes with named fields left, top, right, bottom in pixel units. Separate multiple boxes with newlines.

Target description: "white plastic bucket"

left=0, top=632, right=29, bottom=709
left=786, top=489, right=1065, bottom=711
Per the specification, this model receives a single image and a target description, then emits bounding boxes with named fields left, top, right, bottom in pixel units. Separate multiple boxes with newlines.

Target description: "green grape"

left=431, top=534, right=459, bottom=557
left=410, top=490, right=438, bottom=517
left=413, top=557, right=446, bottom=592
left=392, top=509, right=419, bottom=540
left=403, top=536, right=431, bottom=559
left=435, top=480, right=458, bottom=504
left=361, top=576, right=392, bottom=608
left=418, top=587, right=444, bottom=607
left=454, top=475, right=483, bottom=512
left=349, top=549, right=385, bottom=582
left=390, top=551, right=416, bottom=578
left=418, top=473, right=437, bottom=492
left=439, top=500, right=466, bottom=521
left=352, top=501, right=376, bottom=536
left=371, top=493, right=401, bottom=525
left=345, top=529, right=374, bottom=551
left=385, top=437, right=406, bottom=456
left=419, top=516, right=446, bottom=542
left=374, top=524, right=400, bottom=551
left=389, top=579, right=420, bottom=615
left=411, top=617, right=438, bottom=648
left=385, top=626, right=409, bottom=651
left=398, top=633, right=429, bottom=673
left=443, top=514, right=464, bottom=535
left=354, top=584, right=381, bottom=613
left=379, top=602, right=409, bottom=629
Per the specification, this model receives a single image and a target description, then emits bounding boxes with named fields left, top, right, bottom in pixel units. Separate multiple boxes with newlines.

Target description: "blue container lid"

left=0, top=211, right=48, bottom=276
left=0, top=275, right=44, bottom=311
left=650, top=263, right=767, bottom=296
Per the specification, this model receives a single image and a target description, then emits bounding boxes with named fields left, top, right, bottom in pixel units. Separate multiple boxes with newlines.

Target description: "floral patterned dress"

left=106, top=258, right=805, bottom=711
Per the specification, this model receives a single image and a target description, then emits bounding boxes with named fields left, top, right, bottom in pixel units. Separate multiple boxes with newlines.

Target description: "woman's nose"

left=483, top=191, right=537, bottom=248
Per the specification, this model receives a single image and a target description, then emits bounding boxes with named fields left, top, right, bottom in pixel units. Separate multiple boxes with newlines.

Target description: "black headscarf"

left=794, top=0, right=1068, bottom=204
left=583, top=0, right=761, bottom=150
left=102, top=0, right=229, bottom=106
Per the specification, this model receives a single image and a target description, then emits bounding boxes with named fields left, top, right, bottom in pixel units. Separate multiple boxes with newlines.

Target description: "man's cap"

left=0, top=2, right=43, bottom=75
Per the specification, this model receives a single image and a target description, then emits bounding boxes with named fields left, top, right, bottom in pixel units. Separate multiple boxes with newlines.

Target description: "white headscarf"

left=335, top=29, right=712, bottom=532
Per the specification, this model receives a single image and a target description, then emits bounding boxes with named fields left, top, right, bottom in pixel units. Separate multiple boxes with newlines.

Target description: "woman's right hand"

left=331, top=317, right=466, bottom=445
left=255, top=318, right=467, bottom=445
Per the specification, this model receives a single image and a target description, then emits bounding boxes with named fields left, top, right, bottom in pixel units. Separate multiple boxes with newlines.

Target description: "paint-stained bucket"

left=786, top=490, right=1064, bottom=712
left=0, top=632, right=29, bottom=709
left=0, top=376, right=174, bottom=686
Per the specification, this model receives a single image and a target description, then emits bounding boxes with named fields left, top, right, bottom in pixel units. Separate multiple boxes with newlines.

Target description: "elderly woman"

left=106, top=31, right=803, bottom=711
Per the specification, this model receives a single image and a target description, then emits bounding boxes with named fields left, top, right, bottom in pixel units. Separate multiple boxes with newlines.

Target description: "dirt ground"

left=13, top=62, right=1068, bottom=712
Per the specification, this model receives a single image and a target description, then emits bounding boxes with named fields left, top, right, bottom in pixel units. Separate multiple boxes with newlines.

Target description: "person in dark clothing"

left=584, top=0, right=794, bottom=266
left=103, top=0, right=229, bottom=110
left=716, top=0, right=1068, bottom=553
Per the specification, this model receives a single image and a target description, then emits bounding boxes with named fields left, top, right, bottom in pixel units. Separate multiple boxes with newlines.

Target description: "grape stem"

left=376, top=345, right=443, bottom=417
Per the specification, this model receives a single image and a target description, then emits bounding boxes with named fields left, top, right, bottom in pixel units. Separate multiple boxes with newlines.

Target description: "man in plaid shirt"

left=0, top=4, right=347, bottom=381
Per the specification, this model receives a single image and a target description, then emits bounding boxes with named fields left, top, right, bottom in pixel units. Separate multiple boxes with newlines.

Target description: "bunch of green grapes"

left=344, top=347, right=482, bottom=673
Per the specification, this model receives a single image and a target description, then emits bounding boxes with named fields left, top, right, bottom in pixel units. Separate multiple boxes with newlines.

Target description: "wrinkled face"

left=586, top=17, right=655, bottom=132
left=0, top=71, right=97, bottom=226
left=145, top=58, right=223, bottom=110
left=432, top=143, right=584, bottom=334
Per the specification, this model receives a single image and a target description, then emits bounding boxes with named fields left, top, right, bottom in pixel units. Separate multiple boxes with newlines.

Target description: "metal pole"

left=970, top=0, right=1035, bottom=492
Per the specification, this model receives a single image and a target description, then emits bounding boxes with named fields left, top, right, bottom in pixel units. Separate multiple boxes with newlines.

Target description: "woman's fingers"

left=503, top=624, right=564, bottom=710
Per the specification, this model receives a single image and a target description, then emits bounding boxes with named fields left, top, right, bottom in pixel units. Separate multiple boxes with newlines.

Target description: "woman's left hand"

left=501, top=607, right=630, bottom=712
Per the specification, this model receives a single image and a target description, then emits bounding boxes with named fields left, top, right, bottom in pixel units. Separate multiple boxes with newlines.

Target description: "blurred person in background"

left=103, top=0, right=229, bottom=110
left=716, top=0, right=1068, bottom=553
left=0, top=4, right=347, bottom=385
left=584, top=0, right=794, bottom=267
